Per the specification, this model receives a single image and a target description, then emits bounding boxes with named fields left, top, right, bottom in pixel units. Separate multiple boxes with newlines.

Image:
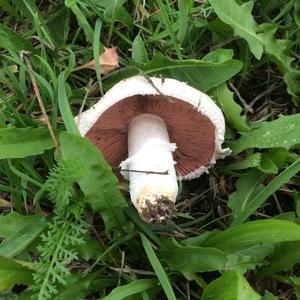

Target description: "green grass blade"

left=101, top=279, right=158, bottom=300
left=57, top=73, right=80, bottom=136
left=93, top=18, right=104, bottom=96
left=140, top=233, right=176, bottom=300
left=65, top=0, right=94, bottom=43
left=156, top=0, right=182, bottom=59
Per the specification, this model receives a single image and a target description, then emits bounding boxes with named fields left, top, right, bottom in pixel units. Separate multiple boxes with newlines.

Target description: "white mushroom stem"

left=120, top=113, right=178, bottom=221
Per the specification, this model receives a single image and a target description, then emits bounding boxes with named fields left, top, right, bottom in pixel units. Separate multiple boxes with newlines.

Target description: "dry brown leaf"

left=74, top=47, right=119, bottom=74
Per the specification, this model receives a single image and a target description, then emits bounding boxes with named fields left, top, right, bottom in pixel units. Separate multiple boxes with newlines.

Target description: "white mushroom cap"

left=76, top=76, right=230, bottom=180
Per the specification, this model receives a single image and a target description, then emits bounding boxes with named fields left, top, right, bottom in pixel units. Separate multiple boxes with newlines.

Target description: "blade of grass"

left=93, top=18, right=104, bottom=96
left=57, top=73, right=80, bottom=136
left=140, top=233, right=176, bottom=300
left=102, top=279, right=158, bottom=300
left=156, top=0, right=182, bottom=59
left=65, top=0, right=94, bottom=43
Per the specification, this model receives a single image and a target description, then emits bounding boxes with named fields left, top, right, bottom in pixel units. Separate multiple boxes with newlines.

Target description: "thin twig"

left=120, top=168, right=169, bottom=175
left=21, top=51, right=60, bottom=153
left=117, top=251, right=125, bottom=286
left=110, top=266, right=155, bottom=276
left=229, top=82, right=253, bottom=114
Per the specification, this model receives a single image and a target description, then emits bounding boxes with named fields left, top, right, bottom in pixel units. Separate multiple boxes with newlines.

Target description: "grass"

left=0, top=0, right=300, bottom=299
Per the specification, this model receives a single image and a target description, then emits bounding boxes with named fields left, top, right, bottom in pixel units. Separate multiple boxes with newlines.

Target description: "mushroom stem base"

left=121, top=113, right=178, bottom=223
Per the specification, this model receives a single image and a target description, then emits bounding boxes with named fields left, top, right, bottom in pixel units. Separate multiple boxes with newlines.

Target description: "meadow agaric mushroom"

left=76, top=76, right=230, bottom=223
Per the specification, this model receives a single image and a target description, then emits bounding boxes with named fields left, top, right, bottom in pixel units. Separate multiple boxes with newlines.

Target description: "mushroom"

left=76, top=76, right=230, bottom=223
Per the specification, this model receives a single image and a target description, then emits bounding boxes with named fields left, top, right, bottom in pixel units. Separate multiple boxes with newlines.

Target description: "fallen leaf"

left=74, top=47, right=119, bottom=74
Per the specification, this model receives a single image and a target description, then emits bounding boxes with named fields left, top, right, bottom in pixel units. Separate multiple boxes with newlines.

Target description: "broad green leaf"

left=0, top=127, right=54, bottom=159
left=0, top=216, right=47, bottom=257
left=107, top=53, right=242, bottom=92
left=141, top=234, right=176, bottom=300
left=102, top=279, right=158, bottom=300
left=0, top=24, right=36, bottom=53
left=57, top=73, right=80, bottom=135
left=209, top=0, right=262, bottom=59
left=143, top=54, right=243, bottom=92
left=132, top=34, right=149, bottom=65
left=0, top=256, right=33, bottom=291
left=59, top=132, right=132, bottom=236
left=0, top=212, right=44, bottom=238
left=201, top=270, right=260, bottom=300
left=259, top=242, right=300, bottom=276
left=229, top=114, right=300, bottom=154
left=158, top=238, right=226, bottom=273
left=202, top=220, right=300, bottom=253
left=210, top=83, right=250, bottom=132
left=231, top=158, right=300, bottom=225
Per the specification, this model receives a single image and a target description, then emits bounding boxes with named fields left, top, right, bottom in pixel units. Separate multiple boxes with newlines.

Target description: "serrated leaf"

left=202, top=270, right=261, bottom=300
left=257, top=23, right=300, bottom=100
left=158, top=238, right=226, bottom=273
left=228, top=114, right=300, bottom=154
left=0, top=256, right=33, bottom=291
left=209, top=0, right=300, bottom=101
left=59, top=132, right=132, bottom=237
left=209, top=0, right=263, bottom=59
left=210, top=83, right=250, bottom=132
left=202, top=220, right=300, bottom=253
left=0, top=127, right=55, bottom=159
